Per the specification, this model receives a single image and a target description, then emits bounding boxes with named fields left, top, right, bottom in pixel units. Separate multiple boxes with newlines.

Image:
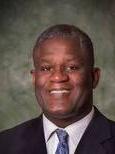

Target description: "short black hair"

left=33, top=24, right=94, bottom=67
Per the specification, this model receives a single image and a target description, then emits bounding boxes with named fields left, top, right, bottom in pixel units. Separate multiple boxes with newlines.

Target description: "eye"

left=65, top=65, right=80, bottom=72
left=40, top=65, right=52, bottom=72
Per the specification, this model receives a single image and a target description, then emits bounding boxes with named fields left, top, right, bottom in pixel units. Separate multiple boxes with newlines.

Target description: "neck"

left=44, top=106, right=93, bottom=128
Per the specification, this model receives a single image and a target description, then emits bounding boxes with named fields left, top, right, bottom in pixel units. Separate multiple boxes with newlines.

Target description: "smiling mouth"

left=49, top=89, right=71, bottom=97
left=50, top=89, right=70, bottom=94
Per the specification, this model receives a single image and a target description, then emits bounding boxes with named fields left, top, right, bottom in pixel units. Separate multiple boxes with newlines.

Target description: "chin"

left=45, top=108, right=73, bottom=119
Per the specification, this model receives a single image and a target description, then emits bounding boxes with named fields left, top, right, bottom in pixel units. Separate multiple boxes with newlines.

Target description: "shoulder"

left=93, top=107, right=115, bottom=137
left=108, top=119, right=115, bottom=135
left=101, top=118, right=115, bottom=152
left=0, top=115, right=43, bottom=141
left=0, top=115, right=46, bottom=153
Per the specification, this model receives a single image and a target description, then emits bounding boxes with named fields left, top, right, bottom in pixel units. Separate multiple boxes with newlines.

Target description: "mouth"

left=50, top=89, right=70, bottom=94
left=49, top=88, right=71, bottom=97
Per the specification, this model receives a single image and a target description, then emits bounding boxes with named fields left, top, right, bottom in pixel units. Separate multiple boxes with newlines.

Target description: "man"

left=0, top=24, right=115, bottom=154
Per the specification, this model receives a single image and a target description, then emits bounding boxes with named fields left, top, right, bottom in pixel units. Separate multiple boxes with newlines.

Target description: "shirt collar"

left=65, top=107, right=94, bottom=145
left=43, top=107, right=94, bottom=143
left=43, top=114, right=58, bottom=142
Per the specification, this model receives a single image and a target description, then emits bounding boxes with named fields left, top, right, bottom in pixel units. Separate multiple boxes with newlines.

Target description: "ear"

left=93, top=67, right=101, bottom=89
left=30, top=69, right=35, bottom=85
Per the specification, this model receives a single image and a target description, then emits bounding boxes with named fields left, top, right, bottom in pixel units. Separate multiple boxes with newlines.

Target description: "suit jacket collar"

left=75, top=107, right=112, bottom=154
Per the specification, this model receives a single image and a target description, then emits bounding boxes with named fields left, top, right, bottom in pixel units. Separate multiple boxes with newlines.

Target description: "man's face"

left=32, top=37, right=100, bottom=122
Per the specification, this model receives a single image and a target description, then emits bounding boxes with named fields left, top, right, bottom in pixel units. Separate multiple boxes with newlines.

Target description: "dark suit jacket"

left=0, top=107, right=115, bottom=154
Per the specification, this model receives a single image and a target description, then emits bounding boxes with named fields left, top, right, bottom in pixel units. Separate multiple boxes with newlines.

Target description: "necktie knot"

left=56, top=129, right=68, bottom=143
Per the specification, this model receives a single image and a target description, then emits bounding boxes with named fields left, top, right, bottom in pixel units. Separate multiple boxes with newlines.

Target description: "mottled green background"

left=0, top=0, right=115, bottom=131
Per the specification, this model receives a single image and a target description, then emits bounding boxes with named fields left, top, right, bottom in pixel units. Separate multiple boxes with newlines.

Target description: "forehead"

left=35, top=37, right=84, bottom=59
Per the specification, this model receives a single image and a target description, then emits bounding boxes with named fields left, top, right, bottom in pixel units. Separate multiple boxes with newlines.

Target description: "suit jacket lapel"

left=30, top=115, right=47, bottom=154
left=20, top=115, right=47, bottom=154
left=75, top=107, right=112, bottom=154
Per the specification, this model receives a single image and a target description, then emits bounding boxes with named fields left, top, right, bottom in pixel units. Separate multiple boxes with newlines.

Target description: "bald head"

left=33, top=24, right=94, bottom=67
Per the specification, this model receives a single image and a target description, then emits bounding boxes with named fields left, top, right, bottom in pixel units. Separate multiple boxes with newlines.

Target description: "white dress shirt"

left=43, top=107, right=94, bottom=154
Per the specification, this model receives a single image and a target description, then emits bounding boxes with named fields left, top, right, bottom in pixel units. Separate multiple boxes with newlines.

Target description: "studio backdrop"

left=0, top=0, right=115, bottom=130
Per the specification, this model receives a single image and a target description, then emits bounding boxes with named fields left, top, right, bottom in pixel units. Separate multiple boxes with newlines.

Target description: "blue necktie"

left=55, top=129, right=69, bottom=154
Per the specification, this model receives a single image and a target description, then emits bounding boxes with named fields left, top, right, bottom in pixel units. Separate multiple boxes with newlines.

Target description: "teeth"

left=50, top=90, right=70, bottom=94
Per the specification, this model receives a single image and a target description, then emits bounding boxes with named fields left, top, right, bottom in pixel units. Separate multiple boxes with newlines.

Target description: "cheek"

left=70, top=73, right=85, bottom=85
left=34, top=75, right=47, bottom=102
left=70, top=72, right=92, bottom=89
left=34, top=75, right=49, bottom=105
left=34, top=74, right=51, bottom=102
left=35, top=74, right=49, bottom=88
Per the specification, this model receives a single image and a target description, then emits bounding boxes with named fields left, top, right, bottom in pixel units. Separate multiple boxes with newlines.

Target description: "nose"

left=50, top=69, right=69, bottom=83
